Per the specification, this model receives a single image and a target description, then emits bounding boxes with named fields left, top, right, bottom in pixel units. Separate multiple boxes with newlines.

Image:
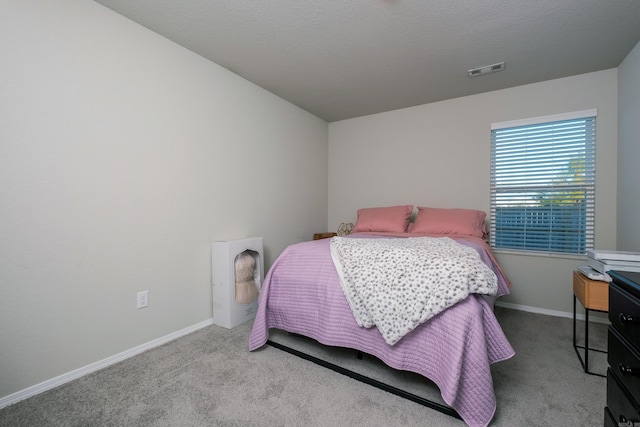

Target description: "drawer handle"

left=619, top=363, right=639, bottom=377
left=619, top=313, right=640, bottom=325
left=619, top=415, right=640, bottom=425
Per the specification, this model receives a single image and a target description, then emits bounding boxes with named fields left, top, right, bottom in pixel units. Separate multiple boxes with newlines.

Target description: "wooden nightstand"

left=313, top=232, right=337, bottom=240
left=572, top=270, right=609, bottom=377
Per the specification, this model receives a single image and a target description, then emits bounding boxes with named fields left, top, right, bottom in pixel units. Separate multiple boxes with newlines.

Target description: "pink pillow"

left=408, top=207, right=487, bottom=238
left=352, top=205, right=414, bottom=233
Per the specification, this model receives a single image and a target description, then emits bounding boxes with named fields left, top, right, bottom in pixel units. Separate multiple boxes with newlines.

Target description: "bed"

left=248, top=206, right=515, bottom=427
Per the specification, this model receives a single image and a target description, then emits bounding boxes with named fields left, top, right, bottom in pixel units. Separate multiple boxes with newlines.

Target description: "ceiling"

left=93, top=0, right=640, bottom=122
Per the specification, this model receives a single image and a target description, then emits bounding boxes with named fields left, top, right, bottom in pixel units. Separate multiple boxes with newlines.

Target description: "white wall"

left=617, top=40, right=640, bottom=252
left=328, top=70, right=618, bottom=314
left=0, top=1, right=328, bottom=400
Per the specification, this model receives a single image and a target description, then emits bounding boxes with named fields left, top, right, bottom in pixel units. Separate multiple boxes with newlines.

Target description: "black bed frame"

left=266, top=339, right=461, bottom=420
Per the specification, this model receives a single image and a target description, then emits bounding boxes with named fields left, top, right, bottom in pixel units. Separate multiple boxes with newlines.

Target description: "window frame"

left=490, top=109, right=596, bottom=256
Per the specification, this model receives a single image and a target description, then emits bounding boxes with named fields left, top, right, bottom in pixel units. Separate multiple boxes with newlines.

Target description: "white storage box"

left=212, top=237, right=264, bottom=329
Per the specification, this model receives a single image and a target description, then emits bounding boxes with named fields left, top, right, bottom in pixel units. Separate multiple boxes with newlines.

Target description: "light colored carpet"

left=0, top=306, right=608, bottom=426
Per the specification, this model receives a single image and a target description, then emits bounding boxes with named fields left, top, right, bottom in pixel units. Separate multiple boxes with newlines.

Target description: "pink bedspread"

left=249, top=235, right=514, bottom=427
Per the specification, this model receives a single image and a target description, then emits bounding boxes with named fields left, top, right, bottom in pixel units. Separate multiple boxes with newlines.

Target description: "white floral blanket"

left=330, top=236, right=497, bottom=345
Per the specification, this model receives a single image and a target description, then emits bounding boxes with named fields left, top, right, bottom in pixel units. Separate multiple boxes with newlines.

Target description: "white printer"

left=578, top=249, right=640, bottom=281
left=587, top=249, right=640, bottom=273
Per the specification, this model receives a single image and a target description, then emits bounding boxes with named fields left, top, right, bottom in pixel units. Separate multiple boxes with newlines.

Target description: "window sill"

left=491, top=248, right=587, bottom=261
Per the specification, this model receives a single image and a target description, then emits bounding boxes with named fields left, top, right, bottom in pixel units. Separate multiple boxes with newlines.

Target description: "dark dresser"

left=605, top=270, right=640, bottom=426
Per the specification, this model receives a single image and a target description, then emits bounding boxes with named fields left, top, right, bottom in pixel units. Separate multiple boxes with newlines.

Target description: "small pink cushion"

left=352, top=205, right=414, bottom=233
left=408, top=207, right=487, bottom=238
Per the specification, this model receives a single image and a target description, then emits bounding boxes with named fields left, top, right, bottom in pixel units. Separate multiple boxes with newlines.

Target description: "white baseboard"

left=0, top=318, right=214, bottom=410
left=495, top=301, right=609, bottom=324
left=1, top=303, right=606, bottom=410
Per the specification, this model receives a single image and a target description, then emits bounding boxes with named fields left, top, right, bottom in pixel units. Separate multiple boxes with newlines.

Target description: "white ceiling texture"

left=93, top=0, right=640, bottom=122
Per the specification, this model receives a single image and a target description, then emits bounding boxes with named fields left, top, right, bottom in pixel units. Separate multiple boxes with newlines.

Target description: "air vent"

left=467, top=62, right=505, bottom=77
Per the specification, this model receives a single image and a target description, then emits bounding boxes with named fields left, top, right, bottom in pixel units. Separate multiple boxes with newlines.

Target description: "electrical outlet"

left=137, top=290, right=149, bottom=309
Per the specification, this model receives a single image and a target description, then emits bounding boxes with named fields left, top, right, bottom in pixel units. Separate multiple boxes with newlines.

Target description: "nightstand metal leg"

left=573, top=296, right=577, bottom=349
left=584, top=307, right=589, bottom=372
left=572, top=295, right=606, bottom=377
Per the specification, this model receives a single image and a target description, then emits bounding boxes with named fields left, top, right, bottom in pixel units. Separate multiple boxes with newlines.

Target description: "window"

left=490, top=110, right=596, bottom=255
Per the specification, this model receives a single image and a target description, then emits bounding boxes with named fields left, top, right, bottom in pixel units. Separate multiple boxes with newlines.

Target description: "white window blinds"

left=490, top=110, right=596, bottom=255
